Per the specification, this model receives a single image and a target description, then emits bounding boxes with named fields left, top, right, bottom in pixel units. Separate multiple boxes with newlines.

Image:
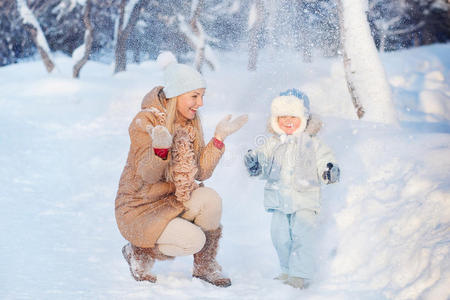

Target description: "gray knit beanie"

left=157, top=52, right=206, bottom=98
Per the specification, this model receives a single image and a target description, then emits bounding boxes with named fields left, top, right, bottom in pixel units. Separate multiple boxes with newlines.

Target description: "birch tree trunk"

left=248, top=0, right=264, bottom=71
left=337, top=0, right=397, bottom=124
left=337, top=0, right=365, bottom=119
left=73, top=0, right=93, bottom=78
left=17, top=0, right=55, bottom=73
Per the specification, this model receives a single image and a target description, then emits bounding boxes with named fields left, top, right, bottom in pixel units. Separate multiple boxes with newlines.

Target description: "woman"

left=115, top=56, right=247, bottom=288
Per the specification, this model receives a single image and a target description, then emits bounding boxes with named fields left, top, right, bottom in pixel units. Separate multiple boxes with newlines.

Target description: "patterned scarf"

left=170, top=121, right=199, bottom=203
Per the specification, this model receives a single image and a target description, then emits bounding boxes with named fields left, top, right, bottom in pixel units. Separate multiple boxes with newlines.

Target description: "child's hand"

left=322, top=162, right=340, bottom=184
left=244, top=150, right=261, bottom=176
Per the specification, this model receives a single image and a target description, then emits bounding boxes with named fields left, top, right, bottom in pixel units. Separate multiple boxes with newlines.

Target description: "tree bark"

left=114, top=0, right=148, bottom=74
left=337, top=0, right=365, bottom=119
left=18, top=0, right=55, bottom=73
left=248, top=0, right=264, bottom=71
left=177, top=0, right=215, bottom=73
left=73, top=0, right=93, bottom=78
left=337, top=0, right=397, bottom=124
left=24, top=25, right=55, bottom=73
left=190, top=0, right=206, bottom=72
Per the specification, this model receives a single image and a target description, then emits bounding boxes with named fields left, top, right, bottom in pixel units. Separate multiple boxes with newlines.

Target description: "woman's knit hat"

left=157, top=51, right=206, bottom=98
left=270, top=88, right=311, bottom=135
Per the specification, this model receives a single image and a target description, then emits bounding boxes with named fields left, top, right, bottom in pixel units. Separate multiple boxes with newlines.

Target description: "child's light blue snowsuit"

left=271, top=209, right=318, bottom=278
left=248, top=133, right=337, bottom=279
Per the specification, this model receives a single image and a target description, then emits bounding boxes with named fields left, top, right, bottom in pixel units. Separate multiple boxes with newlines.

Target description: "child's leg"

left=288, top=209, right=319, bottom=279
left=270, top=211, right=292, bottom=275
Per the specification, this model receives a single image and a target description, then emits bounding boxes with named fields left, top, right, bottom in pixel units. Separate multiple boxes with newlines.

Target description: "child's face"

left=278, top=116, right=301, bottom=135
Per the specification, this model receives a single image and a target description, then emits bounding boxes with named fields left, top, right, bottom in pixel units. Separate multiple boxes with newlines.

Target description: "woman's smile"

left=177, top=88, right=205, bottom=120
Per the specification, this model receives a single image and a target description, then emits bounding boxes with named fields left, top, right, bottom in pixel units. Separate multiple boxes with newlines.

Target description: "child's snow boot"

left=193, top=226, right=231, bottom=287
left=285, top=276, right=305, bottom=289
left=122, top=243, right=173, bottom=282
left=273, top=273, right=289, bottom=281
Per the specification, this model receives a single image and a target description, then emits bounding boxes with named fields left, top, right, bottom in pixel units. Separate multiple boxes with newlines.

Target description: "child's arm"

left=314, top=138, right=340, bottom=184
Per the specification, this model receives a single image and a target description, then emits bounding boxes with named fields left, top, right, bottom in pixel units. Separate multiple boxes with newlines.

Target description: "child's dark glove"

left=244, top=150, right=262, bottom=176
left=322, top=162, right=340, bottom=184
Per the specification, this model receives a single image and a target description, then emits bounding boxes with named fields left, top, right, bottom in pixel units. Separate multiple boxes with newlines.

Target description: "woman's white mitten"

left=150, top=125, right=173, bottom=149
left=214, top=114, right=248, bottom=141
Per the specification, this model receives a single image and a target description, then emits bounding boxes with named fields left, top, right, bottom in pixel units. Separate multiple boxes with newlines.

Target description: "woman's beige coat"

left=115, top=86, right=224, bottom=248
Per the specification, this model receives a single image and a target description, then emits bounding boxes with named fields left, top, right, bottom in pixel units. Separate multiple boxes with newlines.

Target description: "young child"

left=244, top=89, right=340, bottom=289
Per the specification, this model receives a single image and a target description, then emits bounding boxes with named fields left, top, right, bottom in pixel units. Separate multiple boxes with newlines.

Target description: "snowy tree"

left=368, top=0, right=423, bottom=52
left=126, top=0, right=237, bottom=71
left=0, top=0, right=35, bottom=66
left=17, top=0, right=55, bottom=73
left=246, top=0, right=340, bottom=69
left=294, top=0, right=340, bottom=59
left=367, top=0, right=449, bottom=51
left=0, top=0, right=447, bottom=70
left=404, top=0, right=449, bottom=47
left=73, top=0, right=93, bottom=78
left=176, top=0, right=208, bottom=72
left=177, top=0, right=218, bottom=72
left=189, top=0, right=244, bottom=70
left=247, top=0, right=265, bottom=71
left=31, top=0, right=85, bottom=55
left=337, top=0, right=397, bottom=124
left=201, top=0, right=246, bottom=50
left=114, top=0, right=149, bottom=73
left=89, top=0, right=120, bottom=60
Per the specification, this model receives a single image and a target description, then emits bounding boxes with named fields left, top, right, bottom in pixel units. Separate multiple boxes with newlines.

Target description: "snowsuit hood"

left=269, top=89, right=311, bottom=136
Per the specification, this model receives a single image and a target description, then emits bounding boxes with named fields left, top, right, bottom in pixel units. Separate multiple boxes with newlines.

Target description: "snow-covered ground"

left=1, top=44, right=449, bottom=300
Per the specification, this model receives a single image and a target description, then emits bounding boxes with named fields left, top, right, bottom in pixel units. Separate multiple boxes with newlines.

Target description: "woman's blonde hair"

left=163, top=94, right=205, bottom=181
left=164, top=96, right=204, bottom=154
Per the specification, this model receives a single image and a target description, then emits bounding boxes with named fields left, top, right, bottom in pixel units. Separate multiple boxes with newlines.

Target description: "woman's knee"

left=157, top=218, right=206, bottom=256
left=191, top=187, right=222, bottom=214
left=184, top=187, right=222, bottom=230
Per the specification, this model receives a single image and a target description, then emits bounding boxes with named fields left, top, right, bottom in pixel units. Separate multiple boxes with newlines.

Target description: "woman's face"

left=277, top=116, right=301, bottom=135
left=176, top=88, right=205, bottom=120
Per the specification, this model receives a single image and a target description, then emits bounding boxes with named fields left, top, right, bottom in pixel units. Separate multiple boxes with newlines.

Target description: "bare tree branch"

left=18, top=0, right=55, bottom=73
left=73, top=0, right=93, bottom=78
left=114, top=0, right=149, bottom=74
left=248, top=0, right=264, bottom=71
left=190, top=0, right=206, bottom=72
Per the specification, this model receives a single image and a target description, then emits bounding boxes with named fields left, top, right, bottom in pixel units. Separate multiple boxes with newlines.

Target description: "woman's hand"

left=214, top=114, right=248, bottom=141
left=150, top=125, right=173, bottom=148
left=147, top=125, right=172, bottom=159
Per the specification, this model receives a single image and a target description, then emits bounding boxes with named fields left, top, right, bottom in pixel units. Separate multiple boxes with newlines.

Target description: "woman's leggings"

left=156, top=187, right=222, bottom=256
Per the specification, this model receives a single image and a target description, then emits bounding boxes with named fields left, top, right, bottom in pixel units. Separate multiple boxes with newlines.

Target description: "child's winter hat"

left=157, top=51, right=206, bottom=98
left=270, top=88, right=311, bottom=135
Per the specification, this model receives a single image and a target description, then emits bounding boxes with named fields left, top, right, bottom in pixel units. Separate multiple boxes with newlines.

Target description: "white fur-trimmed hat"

left=270, top=89, right=311, bottom=135
left=157, top=51, right=206, bottom=98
